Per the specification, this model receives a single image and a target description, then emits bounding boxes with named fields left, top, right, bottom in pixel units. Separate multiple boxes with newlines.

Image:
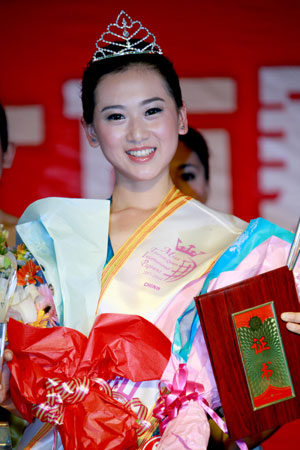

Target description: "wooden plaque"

left=195, top=266, right=300, bottom=440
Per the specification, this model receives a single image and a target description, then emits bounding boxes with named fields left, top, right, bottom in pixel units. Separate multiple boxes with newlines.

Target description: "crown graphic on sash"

left=176, top=238, right=205, bottom=258
left=92, top=10, right=163, bottom=62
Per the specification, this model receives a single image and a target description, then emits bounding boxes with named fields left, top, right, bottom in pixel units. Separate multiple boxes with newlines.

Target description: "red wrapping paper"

left=7, top=313, right=171, bottom=450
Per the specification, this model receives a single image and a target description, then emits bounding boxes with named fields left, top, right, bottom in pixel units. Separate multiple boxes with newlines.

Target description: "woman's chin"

left=117, top=168, right=170, bottom=186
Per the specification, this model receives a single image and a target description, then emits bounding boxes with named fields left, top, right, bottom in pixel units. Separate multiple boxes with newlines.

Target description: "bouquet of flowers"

left=0, top=225, right=58, bottom=329
left=0, top=224, right=58, bottom=389
left=0, top=225, right=172, bottom=449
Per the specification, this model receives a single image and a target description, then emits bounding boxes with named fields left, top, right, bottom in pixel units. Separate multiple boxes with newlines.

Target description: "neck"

left=111, top=173, right=174, bottom=213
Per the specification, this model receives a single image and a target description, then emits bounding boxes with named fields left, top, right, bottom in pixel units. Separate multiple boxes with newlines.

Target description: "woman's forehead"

left=95, top=65, right=174, bottom=102
left=98, top=64, right=162, bottom=86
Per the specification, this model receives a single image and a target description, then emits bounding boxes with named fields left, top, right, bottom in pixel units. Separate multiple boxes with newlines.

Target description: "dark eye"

left=145, top=107, right=162, bottom=116
left=107, top=113, right=125, bottom=121
left=181, top=173, right=196, bottom=181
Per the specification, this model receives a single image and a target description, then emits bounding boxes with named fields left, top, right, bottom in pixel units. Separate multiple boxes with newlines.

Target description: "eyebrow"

left=101, top=104, right=124, bottom=113
left=141, top=97, right=165, bottom=105
left=100, top=97, right=165, bottom=113
left=178, top=163, right=198, bottom=170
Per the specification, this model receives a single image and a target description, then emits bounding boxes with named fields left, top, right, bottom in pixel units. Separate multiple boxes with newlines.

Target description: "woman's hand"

left=0, top=349, right=13, bottom=407
left=281, top=312, right=300, bottom=334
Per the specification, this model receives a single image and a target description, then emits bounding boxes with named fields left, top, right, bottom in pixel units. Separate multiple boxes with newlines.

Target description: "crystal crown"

left=92, top=10, right=163, bottom=62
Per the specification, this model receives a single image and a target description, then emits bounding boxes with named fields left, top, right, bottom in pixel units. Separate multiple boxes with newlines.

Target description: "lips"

left=126, top=147, right=156, bottom=162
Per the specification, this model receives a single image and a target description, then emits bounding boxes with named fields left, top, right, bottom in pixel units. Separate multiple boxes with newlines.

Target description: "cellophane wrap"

left=7, top=313, right=171, bottom=450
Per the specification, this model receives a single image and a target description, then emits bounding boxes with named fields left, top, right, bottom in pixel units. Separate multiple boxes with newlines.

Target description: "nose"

left=126, top=116, right=149, bottom=144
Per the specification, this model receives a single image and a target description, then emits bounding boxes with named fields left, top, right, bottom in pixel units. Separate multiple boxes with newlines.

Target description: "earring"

left=92, top=137, right=97, bottom=142
left=181, top=125, right=185, bottom=130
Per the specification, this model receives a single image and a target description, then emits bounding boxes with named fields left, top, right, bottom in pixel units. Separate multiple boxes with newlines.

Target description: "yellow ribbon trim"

left=96, top=187, right=190, bottom=314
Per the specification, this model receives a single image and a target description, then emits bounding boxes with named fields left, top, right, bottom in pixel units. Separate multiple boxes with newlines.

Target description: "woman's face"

left=86, top=65, right=187, bottom=186
left=170, top=141, right=208, bottom=203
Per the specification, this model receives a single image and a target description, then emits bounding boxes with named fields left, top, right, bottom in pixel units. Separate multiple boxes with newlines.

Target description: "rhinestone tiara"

left=92, top=10, right=163, bottom=62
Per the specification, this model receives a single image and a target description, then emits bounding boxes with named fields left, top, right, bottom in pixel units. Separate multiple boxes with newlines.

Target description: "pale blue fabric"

left=16, top=197, right=110, bottom=335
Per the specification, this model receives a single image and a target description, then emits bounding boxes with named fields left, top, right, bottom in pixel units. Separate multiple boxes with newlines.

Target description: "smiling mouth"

left=126, top=147, right=156, bottom=157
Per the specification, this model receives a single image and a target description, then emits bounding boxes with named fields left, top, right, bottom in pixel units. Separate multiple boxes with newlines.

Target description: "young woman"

left=1, top=11, right=299, bottom=450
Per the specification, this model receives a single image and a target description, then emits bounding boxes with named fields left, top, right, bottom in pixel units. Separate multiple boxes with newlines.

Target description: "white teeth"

left=127, top=148, right=155, bottom=157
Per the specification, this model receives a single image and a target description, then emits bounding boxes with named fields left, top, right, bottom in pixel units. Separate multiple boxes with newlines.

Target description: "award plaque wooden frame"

left=195, top=266, right=300, bottom=440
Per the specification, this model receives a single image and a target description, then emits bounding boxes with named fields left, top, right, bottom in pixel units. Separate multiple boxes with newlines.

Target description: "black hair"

left=0, top=103, right=8, bottom=153
left=179, top=127, right=209, bottom=181
left=81, top=41, right=183, bottom=124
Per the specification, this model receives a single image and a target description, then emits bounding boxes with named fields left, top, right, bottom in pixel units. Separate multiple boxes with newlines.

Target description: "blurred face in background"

left=0, top=107, right=15, bottom=180
left=170, top=140, right=208, bottom=203
left=0, top=141, right=15, bottom=180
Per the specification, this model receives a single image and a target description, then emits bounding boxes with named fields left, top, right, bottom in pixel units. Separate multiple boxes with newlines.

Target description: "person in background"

left=170, top=126, right=209, bottom=203
left=0, top=103, right=17, bottom=246
left=170, top=125, right=300, bottom=340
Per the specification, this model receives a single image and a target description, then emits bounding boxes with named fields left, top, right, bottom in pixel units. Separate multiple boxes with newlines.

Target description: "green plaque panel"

left=232, top=301, right=295, bottom=410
